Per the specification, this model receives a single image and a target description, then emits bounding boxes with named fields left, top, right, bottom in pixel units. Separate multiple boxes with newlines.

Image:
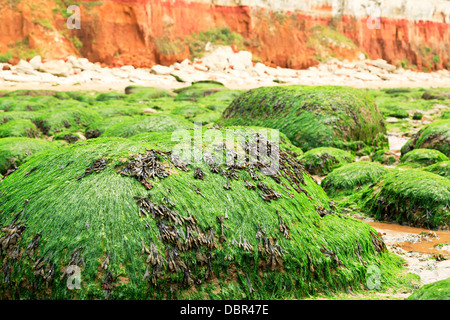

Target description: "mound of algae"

left=399, top=149, right=449, bottom=168
left=0, top=128, right=405, bottom=299
left=219, top=86, right=388, bottom=155
left=422, top=161, right=450, bottom=179
left=321, top=162, right=391, bottom=197
left=362, top=170, right=450, bottom=229
left=401, top=119, right=450, bottom=157
left=299, top=147, right=355, bottom=176
left=407, top=278, right=450, bottom=300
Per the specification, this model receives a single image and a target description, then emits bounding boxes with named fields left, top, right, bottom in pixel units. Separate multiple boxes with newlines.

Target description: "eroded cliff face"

left=0, top=0, right=448, bottom=70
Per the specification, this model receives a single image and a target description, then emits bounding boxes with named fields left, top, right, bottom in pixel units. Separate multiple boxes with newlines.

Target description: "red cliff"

left=0, top=0, right=448, bottom=71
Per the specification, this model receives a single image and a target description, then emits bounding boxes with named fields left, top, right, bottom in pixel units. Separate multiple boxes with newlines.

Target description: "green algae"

left=124, top=86, right=172, bottom=101
left=321, top=162, right=391, bottom=197
left=407, top=278, right=450, bottom=300
left=220, top=86, right=388, bottom=154
left=85, top=116, right=136, bottom=139
left=174, top=82, right=226, bottom=102
left=399, top=149, right=449, bottom=168
left=0, top=137, right=56, bottom=174
left=101, top=114, right=193, bottom=138
left=372, top=150, right=398, bottom=166
left=422, top=161, right=450, bottom=179
left=299, top=147, right=355, bottom=176
left=0, top=119, right=40, bottom=138
left=362, top=170, right=450, bottom=229
left=401, top=119, right=450, bottom=157
left=35, top=107, right=102, bottom=136
left=0, top=133, right=405, bottom=299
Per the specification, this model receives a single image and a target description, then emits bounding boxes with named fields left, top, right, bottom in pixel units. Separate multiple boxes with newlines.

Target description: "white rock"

left=38, top=72, right=59, bottom=83
left=150, top=64, right=172, bottom=75
left=120, top=65, right=135, bottom=72
left=275, top=67, right=298, bottom=78
left=385, top=117, right=399, bottom=123
left=252, top=62, right=267, bottom=77
left=40, top=60, right=72, bottom=77
left=228, top=51, right=253, bottom=71
left=180, top=59, right=191, bottom=67
left=29, top=56, right=42, bottom=70
left=203, top=46, right=234, bottom=71
left=66, top=56, right=81, bottom=68
left=372, top=59, right=396, bottom=72
left=15, top=60, right=36, bottom=75
left=3, top=73, right=40, bottom=82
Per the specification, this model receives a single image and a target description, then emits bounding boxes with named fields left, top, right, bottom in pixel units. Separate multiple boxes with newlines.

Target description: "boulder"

left=15, top=60, right=36, bottom=75
left=220, top=86, right=388, bottom=154
left=29, top=56, right=42, bottom=70
left=39, top=60, right=73, bottom=77
left=150, top=64, right=172, bottom=75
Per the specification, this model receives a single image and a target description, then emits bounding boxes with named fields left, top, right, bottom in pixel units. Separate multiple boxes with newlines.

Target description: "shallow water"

left=369, top=221, right=450, bottom=257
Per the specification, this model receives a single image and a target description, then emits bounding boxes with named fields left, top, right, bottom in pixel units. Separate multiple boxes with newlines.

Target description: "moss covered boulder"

left=401, top=120, right=450, bottom=157
left=399, top=149, right=449, bottom=168
left=299, top=147, right=354, bottom=176
left=362, top=170, right=450, bottom=229
left=220, top=86, right=388, bottom=154
left=372, top=150, right=398, bottom=166
left=84, top=116, right=135, bottom=139
left=422, top=161, right=450, bottom=179
left=0, top=119, right=40, bottom=138
left=35, top=107, right=102, bottom=136
left=321, top=162, right=391, bottom=197
left=174, top=81, right=226, bottom=102
left=0, top=137, right=56, bottom=174
left=0, top=130, right=403, bottom=299
left=407, top=278, right=450, bottom=300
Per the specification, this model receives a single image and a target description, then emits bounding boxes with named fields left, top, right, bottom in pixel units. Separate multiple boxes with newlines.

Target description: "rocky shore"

left=1, top=46, right=449, bottom=92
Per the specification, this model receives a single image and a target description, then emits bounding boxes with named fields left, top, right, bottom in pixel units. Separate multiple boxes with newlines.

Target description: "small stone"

left=386, top=117, right=399, bottom=123
left=150, top=65, right=172, bottom=75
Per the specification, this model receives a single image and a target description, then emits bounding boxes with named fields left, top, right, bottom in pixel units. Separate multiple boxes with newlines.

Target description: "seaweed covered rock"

left=407, top=278, right=450, bottom=300
left=0, top=130, right=402, bottom=299
left=101, top=114, right=192, bottom=138
left=85, top=116, right=135, bottom=139
left=35, top=107, right=102, bottom=136
left=399, top=149, right=449, bottom=168
left=174, top=81, right=226, bottom=101
left=362, top=170, right=450, bottom=229
left=321, top=162, right=391, bottom=197
left=299, top=147, right=355, bottom=176
left=0, top=119, right=40, bottom=138
left=372, top=150, right=398, bottom=166
left=0, top=99, right=47, bottom=112
left=422, top=161, right=450, bottom=179
left=401, top=120, right=450, bottom=157
left=0, top=137, right=56, bottom=175
left=220, top=86, right=388, bottom=154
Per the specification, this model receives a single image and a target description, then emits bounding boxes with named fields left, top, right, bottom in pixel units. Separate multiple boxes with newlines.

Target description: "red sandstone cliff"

left=0, top=0, right=448, bottom=71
